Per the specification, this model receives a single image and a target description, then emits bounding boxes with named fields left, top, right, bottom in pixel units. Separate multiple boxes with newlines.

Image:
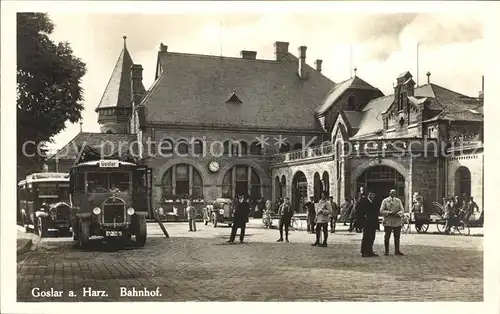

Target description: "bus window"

left=110, top=172, right=130, bottom=193
left=87, top=172, right=109, bottom=193
left=58, top=183, right=70, bottom=199
left=36, top=182, right=60, bottom=199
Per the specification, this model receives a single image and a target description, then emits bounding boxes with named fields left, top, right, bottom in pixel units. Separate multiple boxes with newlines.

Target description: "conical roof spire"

left=95, top=37, right=134, bottom=111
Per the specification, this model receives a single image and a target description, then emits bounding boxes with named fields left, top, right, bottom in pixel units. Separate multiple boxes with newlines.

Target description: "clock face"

left=208, top=161, right=220, bottom=173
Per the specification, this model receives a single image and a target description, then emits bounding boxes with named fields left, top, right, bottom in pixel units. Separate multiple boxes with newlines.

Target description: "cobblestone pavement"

left=17, top=220, right=483, bottom=302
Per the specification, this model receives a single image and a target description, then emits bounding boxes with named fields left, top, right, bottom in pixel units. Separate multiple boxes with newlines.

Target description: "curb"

left=17, top=239, right=33, bottom=255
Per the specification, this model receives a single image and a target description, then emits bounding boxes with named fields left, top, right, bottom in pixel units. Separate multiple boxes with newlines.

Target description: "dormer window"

left=226, top=91, right=242, bottom=104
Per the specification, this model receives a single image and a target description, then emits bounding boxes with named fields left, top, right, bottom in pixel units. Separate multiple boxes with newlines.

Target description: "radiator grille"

left=102, top=202, right=125, bottom=224
left=55, top=205, right=70, bottom=221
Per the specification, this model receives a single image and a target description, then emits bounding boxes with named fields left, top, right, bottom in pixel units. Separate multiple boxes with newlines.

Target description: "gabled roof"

left=315, top=76, right=379, bottom=115
left=96, top=41, right=144, bottom=111
left=422, top=109, right=484, bottom=123
left=343, top=111, right=365, bottom=129
left=350, top=95, right=394, bottom=140
left=351, top=82, right=483, bottom=140
left=140, top=50, right=334, bottom=131
left=48, top=132, right=137, bottom=161
left=414, top=83, right=483, bottom=112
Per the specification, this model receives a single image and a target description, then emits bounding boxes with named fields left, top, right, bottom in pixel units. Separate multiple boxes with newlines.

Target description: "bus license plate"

left=106, top=231, right=122, bottom=237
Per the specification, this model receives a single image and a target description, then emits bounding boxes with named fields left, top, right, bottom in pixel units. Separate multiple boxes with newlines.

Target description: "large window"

left=455, top=166, right=471, bottom=197
left=221, top=165, right=261, bottom=200
left=86, top=172, right=131, bottom=193
left=161, top=164, right=203, bottom=200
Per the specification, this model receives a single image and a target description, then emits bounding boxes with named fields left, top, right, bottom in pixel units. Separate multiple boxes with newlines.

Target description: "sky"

left=46, top=11, right=484, bottom=151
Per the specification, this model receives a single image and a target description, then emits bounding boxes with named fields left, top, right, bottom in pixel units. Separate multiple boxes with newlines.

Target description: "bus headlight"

left=92, top=207, right=101, bottom=215
left=219, top=209, right=224, bottom=215
left=127, top=207, right=135, bottom=216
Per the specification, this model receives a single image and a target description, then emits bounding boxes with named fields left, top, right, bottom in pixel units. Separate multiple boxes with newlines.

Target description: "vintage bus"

left=18, top=172, right=72, bottom=237
left=69, top=159, right=152, bottom=248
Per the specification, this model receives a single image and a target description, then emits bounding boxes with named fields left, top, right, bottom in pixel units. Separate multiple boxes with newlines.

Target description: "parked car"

left=203, top=198, right=234, bottom=227
left=18, top=172, right=72, bottom=237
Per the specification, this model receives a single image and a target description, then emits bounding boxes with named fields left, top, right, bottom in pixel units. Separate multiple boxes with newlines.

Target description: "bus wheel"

left=135, top=217, right=147, bottom=247
left=79, top=220, right=90, bottom=248
left=37, top=217, right=48, bottom=238
left=22, top=214, right=29, bottom=233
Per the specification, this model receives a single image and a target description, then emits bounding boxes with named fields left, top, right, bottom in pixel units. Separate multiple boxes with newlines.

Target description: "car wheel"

left=212, top=213, right=218, bottom=228
left=135, top=217, right=147, bottom=247
left=37, top=217, right=48, bottom=238
left=22, top=214, right=29, bottom=233
left=79, top=220, right=90, bottom=248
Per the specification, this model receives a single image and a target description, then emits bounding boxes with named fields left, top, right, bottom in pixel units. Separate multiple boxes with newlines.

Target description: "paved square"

left=17, top=220, right=483, bottom=301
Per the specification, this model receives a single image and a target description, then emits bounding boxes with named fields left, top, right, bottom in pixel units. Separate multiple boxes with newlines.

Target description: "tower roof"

left=95, top=37, right=134, bottom=111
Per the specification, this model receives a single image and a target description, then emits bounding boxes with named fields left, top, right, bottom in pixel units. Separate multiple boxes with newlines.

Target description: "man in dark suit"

left=228, top=193, right=250, bottom=243
left=277, top=196, right=294, bottom=243
left=304, top=196, right=316, bottom=233
left=357, top=191, right=379, bottom=257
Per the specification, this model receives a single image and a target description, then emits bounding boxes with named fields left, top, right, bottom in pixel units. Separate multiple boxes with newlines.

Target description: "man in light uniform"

left=311, top=191, right=332, bottom=247
left=379, top=189, right=405, bottom=256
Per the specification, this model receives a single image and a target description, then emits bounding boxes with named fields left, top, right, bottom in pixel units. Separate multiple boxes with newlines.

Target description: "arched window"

left=279, top=143, right=290, bottom=153
left=240, top=142, right=248, bottom=155
left=250, top=142, right=263, bottom=155
left=231, top=141, right=242, bottom=156
left=293, top=143, right=303, bottom=150
left=159, top=139, right=173, bottom=155
left=292, top=171, right=308, bottom=213
left=336, top=141, right=342, bottom=180
left=177, top=140, right=189, bottom=155
left=161, top=164, right=203, bottom=200
left=274, top=176, right=282, bottom=202
left=281, top=175, right=287, bottom=199
left=314, top=172, right=322, bottom=201
left=193, top=139, right=204, bottom=155
left=322, top=171, right=330, bottom=197
left=455, top=166, right=471, bottom=197
left=221, top=165, right=261, bottom=200
left=223, top=141, right=230, bottom=155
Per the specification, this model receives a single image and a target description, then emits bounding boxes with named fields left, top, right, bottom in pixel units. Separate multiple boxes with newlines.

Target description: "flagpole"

left=416, top=42, right=419, bottom=87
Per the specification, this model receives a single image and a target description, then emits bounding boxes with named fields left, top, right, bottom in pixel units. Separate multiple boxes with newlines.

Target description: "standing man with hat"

left=357, top=190, right=379, bottom=257
left=276, top=196, right=294, bottom=243
left=380, top=189, right=405, bottom=256
left=227, top=193, right=250, bottom=243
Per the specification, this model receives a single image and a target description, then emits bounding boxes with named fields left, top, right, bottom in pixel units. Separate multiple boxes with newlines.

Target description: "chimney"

left=315, top=59, right=323, bottom=72
left=79, top=122, right=83, bottom=133
left=159, top=43, right=168, bottom=52
left=426, top=71, right=431, bottom=84
left=274, top=41, right=289, bottom=61
left=298, top=46, right=307, bottom=79
left=131, top=64, right=144, bottom=104
left=240, top=50, right=257, bottom=60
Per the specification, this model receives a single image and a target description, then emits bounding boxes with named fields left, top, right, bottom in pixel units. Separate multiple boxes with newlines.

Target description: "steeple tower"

left=95, top=36, right=134, bottom=134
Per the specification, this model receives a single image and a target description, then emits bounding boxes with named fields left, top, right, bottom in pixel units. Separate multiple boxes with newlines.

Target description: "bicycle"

left=262, top=212, right=273, bottom=229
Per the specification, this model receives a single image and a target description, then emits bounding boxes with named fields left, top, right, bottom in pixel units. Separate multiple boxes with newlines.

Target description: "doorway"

left=356, top=166, right=406, bottom=209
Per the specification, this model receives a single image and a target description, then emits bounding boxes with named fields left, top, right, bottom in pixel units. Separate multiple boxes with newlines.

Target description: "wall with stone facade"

left=410, top=156, right=440, bottom=212
left=447, top=152, right=483, bottom=209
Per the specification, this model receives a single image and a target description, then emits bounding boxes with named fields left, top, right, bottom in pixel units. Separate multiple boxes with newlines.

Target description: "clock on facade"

left=208, top=161, right=220, bottom=173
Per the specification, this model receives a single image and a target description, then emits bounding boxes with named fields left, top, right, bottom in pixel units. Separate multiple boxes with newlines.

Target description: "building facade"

left=48, top=38, right=484, bottom=215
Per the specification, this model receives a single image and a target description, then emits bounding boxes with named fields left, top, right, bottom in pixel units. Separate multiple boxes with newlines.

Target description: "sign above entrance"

left=99, top=160, right=120, bottom=168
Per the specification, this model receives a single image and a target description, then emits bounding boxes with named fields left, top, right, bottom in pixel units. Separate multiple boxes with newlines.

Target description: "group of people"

left=442, top=194, right=481, bottom=233
left=173, top=185, right=485, bottom=258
